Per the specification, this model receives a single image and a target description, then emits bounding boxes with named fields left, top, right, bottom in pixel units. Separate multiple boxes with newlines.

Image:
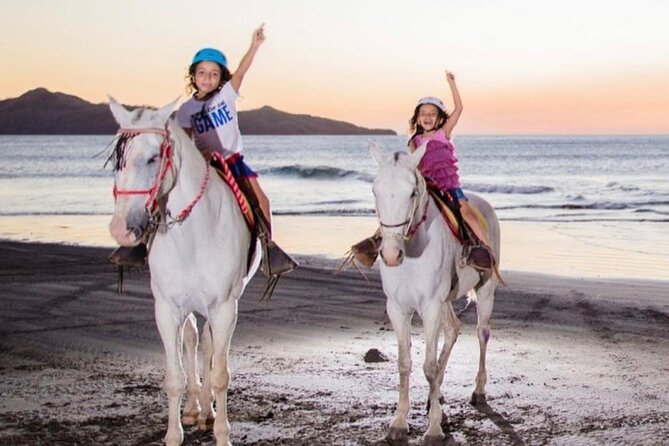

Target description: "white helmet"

left=416, top=96, right=446, bottom=112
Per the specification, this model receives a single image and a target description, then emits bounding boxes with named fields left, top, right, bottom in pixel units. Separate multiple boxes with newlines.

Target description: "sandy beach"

left=1, top=238, right=668, bottom=446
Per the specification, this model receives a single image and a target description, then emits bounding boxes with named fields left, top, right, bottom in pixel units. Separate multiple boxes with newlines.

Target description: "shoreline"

left=1, top=214, right=667, bottom=282
left=1, top=239, right=668, bottom=445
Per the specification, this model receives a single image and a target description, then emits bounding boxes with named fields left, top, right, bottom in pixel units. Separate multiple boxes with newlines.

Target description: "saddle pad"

left=210, top=153, right=255, bottom=230
left=427, top=189, right=488, bottom=243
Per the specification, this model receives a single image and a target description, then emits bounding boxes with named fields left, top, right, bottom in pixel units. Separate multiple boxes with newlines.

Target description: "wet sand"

left=2, top=214, right=668, bottom=282
left=1, top=240, right=668, bottom=445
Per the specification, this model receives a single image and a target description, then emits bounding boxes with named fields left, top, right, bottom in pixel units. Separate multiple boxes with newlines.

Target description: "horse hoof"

left=421, top=434, right=446, bottom=446
left=198, top=416, right=215, bottom=431
left=181, top=413, right=198, bottom=426
left=385, top=427, right=409, bottom=446
left=470, top=392, right=486, bottom=406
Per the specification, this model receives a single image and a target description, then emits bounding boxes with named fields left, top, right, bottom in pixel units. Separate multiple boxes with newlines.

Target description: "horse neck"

left=407, top=192, right=459, bottom=256
left=167, top=120, right=209, bottom=203
left=165, top=120, right=244, bottom=230
left=405, top=173, right=428, bottom=233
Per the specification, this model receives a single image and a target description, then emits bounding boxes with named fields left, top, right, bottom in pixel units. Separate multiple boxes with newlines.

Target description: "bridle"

left=377, top=170, right=429, bottom=241
left=112, top=126, right=210, bottom=226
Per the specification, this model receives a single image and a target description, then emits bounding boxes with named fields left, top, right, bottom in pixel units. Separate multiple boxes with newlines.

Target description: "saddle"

left=426, top=183, right=497, bottom=273
left=425, top=184, right=487, bottom=243
left=209, top=153, right=298, bottom=300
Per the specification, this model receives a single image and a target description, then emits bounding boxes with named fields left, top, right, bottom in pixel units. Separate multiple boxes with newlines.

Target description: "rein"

left=112, top=126, right=210, bottom=226
left=378, top=172, right=429, bottom=241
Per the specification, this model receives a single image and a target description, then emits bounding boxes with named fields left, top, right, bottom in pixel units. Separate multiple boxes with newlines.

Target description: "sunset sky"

left=1, top=0, right=668, bottom=134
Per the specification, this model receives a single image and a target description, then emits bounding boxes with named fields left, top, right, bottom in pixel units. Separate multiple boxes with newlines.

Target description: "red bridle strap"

left=113, top=128, right=173, bottom=211
left=112, top=126, right=210, bottom=225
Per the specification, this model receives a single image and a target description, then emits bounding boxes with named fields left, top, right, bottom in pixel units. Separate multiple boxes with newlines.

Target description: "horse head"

left=107, top=97, right=179, bottom=246
left=370, top=141, right=427, bottom=267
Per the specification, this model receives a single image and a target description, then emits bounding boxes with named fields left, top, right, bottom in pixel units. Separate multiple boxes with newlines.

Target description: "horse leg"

left=385, top=299, right=412, bottom=446
left=209, top=298, right=239, bottom=446
left=198, top=320, right=216, bottom=431
left=471, top=283, right=495, bottom=406
left=436, top=302, right=460, bottom=386
left=420, top=301, right=451, bottom=445
left=154, top=301, right=187, bottom=446
left=181, top=313, right=202, bottom=426
left=427, top=301, right=461, bottom=440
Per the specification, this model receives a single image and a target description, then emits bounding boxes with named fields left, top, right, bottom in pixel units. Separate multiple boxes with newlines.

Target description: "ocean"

left=1, top=134, right=668, bottom=279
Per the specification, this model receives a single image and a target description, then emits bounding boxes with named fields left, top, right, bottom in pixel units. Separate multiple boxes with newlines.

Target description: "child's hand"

left=445, top=70, right=456, bottom=83
left=252, top=24, right=266, bottom=47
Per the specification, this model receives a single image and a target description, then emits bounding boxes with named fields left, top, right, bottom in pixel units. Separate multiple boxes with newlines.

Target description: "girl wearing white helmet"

left=407, top=71, right=490, bottom=252
left=350, top=71, right=493, bottom=270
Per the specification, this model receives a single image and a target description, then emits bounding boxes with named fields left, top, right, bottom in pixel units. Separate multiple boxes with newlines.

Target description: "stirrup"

left=260, top=237, right=299, bottom=276
left=257, top=233, right=298, bottom=301
left=467, top=245, right=493, bottom=271
left=108, top=243, right=148, bottom=294
left=461, top=243, right=506, bottom=286
left=350, top=234, right=382, bottom=269
left=108, top=243, right=147, bottom=268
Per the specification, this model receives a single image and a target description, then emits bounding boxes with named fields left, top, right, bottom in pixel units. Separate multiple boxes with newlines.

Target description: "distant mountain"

left=0, top=88, right=396, bottom=135
left=0, top=89, right=118, bottom=134
left=237, top=106, right=395, bottom=135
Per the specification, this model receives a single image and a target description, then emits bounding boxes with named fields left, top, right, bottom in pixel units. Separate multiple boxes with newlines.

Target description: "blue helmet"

left=191, top=48, right=228, bottom=68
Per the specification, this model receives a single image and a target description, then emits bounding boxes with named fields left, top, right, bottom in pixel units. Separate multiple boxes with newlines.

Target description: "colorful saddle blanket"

left=426, top=184, right=488, bottom=243
left=209, top=153, right=255, bottom=230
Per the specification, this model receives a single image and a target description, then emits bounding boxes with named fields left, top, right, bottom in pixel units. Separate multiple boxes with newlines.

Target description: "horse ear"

left=369, top=141, right=387, bottom=166
left=108, top=96, right=130, bottom=127
left=409, top=141, right=428, bottom=168
left=157, top=97, right=180, bottom=124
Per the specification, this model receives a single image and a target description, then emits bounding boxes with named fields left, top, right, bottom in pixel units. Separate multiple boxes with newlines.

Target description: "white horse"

left=370, top=143, right=501, bottom=445
left=107, top=99, right=260, bottom=446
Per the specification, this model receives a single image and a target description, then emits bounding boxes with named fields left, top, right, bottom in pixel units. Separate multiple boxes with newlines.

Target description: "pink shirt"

left=413, top=129, right=461, bottom=190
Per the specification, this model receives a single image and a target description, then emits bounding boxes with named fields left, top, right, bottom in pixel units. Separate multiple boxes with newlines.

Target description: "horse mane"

left=104, top=115, right=190, bottom=173
left=104, top=132, right=136, bottom=172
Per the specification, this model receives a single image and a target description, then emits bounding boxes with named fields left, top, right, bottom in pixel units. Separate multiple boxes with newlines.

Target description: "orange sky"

left=1, top=0, right=668, bottom=134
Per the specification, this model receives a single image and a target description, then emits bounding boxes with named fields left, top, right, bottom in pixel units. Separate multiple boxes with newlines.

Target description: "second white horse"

left=370, top=143, right=501, bottom=445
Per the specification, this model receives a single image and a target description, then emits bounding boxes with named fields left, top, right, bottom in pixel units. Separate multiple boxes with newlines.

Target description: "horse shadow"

left=441, top=396, right=525, bottom=446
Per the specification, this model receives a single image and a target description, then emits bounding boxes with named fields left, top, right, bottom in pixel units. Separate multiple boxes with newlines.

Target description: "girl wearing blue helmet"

left=177, top=25, right=297, bottom=276
left=177, top=25, right=267, bottom=222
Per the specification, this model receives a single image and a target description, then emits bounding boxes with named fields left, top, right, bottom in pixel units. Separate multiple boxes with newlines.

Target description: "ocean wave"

left=502, top=216, right=669, bottom=223
left=634, top=208, right=669, bottom=216
left=274, top=208, right=375, bottom=216
left=498, top=202, right=627, bottom=211
left=605, top=181, right=641, bottom=192
left=465, top=183, right=554, bottom=194
left=0, top=211, right=111, bottom=217
left=0, top=172, right=112, bottom=179
left=259, top=165, right=374, bottom=182
left=311, top=199, right=363, bottom=206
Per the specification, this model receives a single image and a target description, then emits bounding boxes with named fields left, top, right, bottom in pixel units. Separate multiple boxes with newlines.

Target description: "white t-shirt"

left=176, top=82, right=243, bottom=159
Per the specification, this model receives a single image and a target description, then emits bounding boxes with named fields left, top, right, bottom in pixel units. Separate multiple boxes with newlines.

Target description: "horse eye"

left=410, top=190, right=417, bottom=198
left=147, top=155, right=159, bottom=165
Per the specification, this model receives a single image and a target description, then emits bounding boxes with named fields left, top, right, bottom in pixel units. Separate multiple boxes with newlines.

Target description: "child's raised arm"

left=231, top=24, right=266, bottom=93
left=442, top=70, right=463, bottom=139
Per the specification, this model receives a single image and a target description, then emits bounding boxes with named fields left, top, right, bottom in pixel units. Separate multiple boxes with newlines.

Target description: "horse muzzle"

left=109, top=207, right=150, bottom=247
left=380, top=246, right=405, bottom=267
